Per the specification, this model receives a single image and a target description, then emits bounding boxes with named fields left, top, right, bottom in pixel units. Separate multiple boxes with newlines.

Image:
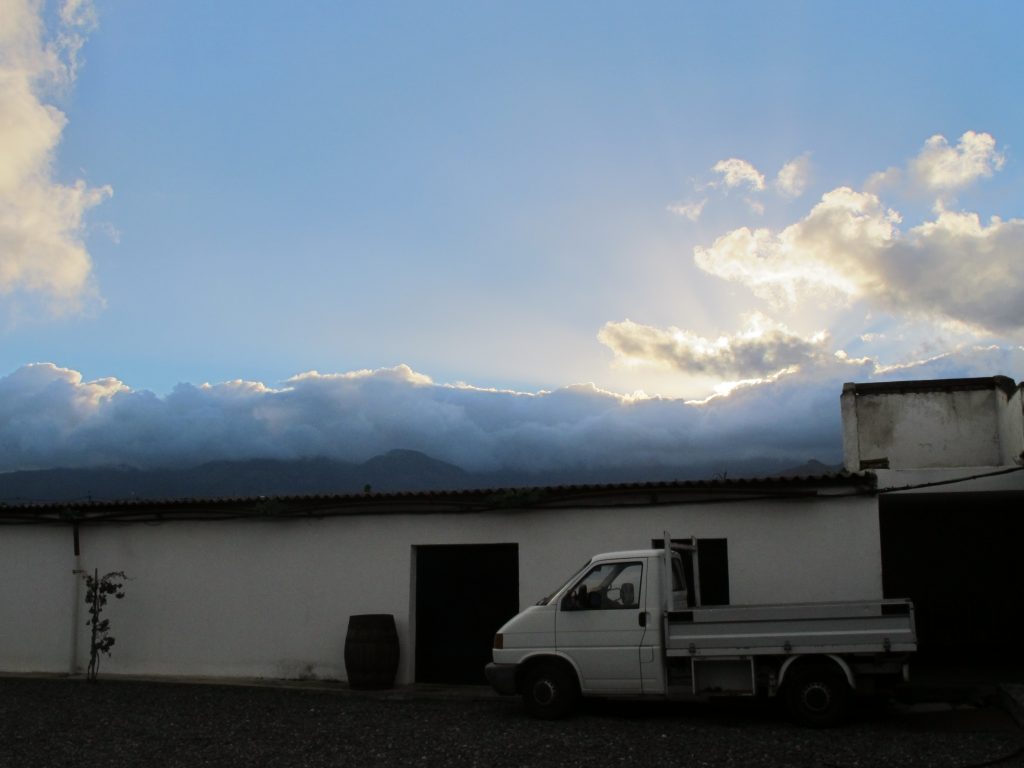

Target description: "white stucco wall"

left=0, top=493, right=881, bottom=684
left=0, top=526, right=78, bottom=673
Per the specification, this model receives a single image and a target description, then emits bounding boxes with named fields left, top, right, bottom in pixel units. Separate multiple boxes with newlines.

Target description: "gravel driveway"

left=1, top=677, right=1021, bottom=768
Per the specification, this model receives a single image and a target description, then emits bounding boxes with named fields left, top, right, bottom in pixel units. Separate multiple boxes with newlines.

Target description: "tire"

left=522, top=663, right=578, bottom=719
left=784, top=661, right=850, bottom=728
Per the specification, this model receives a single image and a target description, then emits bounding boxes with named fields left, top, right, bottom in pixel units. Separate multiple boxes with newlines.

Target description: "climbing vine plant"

left=81, top=569, right=128, bottom=681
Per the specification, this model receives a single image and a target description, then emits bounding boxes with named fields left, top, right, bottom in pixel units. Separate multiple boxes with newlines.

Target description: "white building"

left=1, top=375, right=1021, bottom=684
left=841, top=376, right=1024, bottom=663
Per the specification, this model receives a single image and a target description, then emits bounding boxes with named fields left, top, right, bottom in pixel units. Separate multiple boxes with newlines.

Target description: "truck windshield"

left=536, top=561, right=590, bottom=605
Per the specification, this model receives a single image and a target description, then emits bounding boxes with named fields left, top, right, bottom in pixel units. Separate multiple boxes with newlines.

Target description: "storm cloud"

left=1, top=351, right=1019, bottom=477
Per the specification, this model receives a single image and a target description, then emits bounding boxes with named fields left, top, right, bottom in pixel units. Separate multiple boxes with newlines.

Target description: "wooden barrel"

left=344, top=614, right=399, bottom=690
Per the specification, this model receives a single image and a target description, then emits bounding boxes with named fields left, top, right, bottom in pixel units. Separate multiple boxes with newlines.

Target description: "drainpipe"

left=70, top=522, right=82, bottom=675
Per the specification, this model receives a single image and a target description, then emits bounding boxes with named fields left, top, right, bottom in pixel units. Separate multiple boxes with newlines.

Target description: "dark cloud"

left=1, top=351, right=1019, bottom=476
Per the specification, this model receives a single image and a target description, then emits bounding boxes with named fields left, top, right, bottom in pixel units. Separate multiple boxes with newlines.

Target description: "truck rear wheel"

left=522, top=663, right=578, bottom=719
left=784, top=661, right=850, bottom=728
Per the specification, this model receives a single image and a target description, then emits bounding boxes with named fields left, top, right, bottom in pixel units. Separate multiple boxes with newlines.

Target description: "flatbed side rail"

left=665, top=599, right=917, bottom=657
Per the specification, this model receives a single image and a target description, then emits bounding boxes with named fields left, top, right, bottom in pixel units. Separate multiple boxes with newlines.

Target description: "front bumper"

left=485, top=663, right=518, bottom=695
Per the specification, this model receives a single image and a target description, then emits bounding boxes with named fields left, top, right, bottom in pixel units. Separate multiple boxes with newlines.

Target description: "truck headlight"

left=493, top=633, right=503, bottom=649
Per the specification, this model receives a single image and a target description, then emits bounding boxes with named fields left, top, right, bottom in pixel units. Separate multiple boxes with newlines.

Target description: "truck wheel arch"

left=780, top=655, right=853, bottom=727
left=515, top=653, right=581, bottom=694
left=779, top=653, right=854, bottom=691
left=517, top=655, right=581, bottom=719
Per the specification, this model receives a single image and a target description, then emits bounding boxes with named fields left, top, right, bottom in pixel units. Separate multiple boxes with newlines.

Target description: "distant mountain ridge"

left=776, top=459, right=845, bottom=477
left=0, top=450, right=468, bottom=504
left=0, top=450, right=843, bottom=504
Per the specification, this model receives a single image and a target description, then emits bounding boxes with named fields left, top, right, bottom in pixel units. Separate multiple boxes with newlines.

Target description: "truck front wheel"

left=784, top=662, right=850, bottom=727
left=522, top=663, right=578, bottom=719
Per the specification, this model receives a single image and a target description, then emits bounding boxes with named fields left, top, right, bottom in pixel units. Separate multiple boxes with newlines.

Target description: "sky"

left=1, top=0, right=1023, bottom=476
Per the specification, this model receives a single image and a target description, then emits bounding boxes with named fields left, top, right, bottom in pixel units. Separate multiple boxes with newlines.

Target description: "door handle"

left=638, top=611, right=648, bottom=627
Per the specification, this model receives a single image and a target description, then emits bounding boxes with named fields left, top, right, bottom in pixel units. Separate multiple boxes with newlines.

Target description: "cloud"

left=863, top=166, right=901, bottom=194
left=61, top=0, right=98, bottom=28
left=712, top=158, right=766, bottom=192
left=866, top=131, right=1005, bottom=199
left=666, top=199, right=706, bottom=221
left=745, top=197, right=765, bottom=215
left=0, top=362, right=835, bottom=474
left=693, top=184, right=1024, bottom=335
left=598, top=313, right=830, bottom=379
left=775, top=154, right=811, bottom=198
left=910, top=131, right=1005, bottom=193
left=887, top=208, right=1024, bottom=333
left=0, top=0, right=109, bottom=316
left=1, top=352, right=1020, bottom=478
left=672, top=155, right=806, bottom=221
left=694, top=187, right=898, bottom=305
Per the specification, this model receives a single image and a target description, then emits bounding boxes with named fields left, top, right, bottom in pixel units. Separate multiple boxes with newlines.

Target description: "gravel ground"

left=1, top=677, right=1022, bottom=768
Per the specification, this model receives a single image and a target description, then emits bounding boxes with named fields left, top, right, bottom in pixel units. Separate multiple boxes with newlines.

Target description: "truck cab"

left=487, top=548, right=680, bottom=708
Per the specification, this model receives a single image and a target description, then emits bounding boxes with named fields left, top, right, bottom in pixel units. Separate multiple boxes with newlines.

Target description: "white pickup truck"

left=485, top=536, right=916, bottom=726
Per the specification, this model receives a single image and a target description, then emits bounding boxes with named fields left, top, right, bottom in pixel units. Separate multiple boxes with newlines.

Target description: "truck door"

left=555, top=558, right=647, bottom=693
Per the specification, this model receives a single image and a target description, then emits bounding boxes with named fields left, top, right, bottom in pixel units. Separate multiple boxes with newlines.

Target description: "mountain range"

left=0, top=450, right=842, bottom=504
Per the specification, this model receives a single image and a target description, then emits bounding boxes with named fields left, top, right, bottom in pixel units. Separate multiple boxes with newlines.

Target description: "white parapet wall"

left=842, top=376, right=1024, bottom=472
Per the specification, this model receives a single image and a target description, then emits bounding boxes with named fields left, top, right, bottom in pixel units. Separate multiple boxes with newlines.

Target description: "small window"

left=653, top=538, right=730, bottom=606
left=562, top=561, right=642, bottom=611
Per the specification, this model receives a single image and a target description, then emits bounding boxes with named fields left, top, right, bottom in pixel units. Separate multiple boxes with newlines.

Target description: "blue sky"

left=1, top=1, right=1022, bottom=475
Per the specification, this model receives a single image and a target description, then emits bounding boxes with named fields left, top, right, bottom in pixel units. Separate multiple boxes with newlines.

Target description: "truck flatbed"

left=666, top=599, right=916, bottom=657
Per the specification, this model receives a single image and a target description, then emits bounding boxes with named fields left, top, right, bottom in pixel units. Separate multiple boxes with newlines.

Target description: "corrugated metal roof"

left=0, top=471, right=876, bottom=524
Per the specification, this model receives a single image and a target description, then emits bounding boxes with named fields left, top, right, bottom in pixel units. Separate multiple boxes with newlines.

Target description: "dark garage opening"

left=415, top=543, right=519, bottom=684
left=880, top=491, right=1024, bottom=665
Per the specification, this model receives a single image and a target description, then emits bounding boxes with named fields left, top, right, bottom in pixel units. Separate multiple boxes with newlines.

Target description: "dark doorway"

left=415, top=544, right=519, bottom=684
left=880, top=492, right=1024, bottom=663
